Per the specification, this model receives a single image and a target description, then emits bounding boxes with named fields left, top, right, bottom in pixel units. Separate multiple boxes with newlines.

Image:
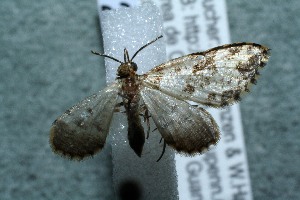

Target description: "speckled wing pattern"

left=142, top=43, right=270, bottom=107
left=141, top=87, right=220, bottom=154
left=50, top=83, right=121, bottom=160
left=50, top=42, right=270, bottom=160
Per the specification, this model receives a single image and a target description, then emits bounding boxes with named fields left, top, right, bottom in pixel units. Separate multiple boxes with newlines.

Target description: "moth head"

left=115, top=48, right=137, bottom=78
left=117, top=61, right=138, bottom=78
left=91, top=35, right=163, bottom=78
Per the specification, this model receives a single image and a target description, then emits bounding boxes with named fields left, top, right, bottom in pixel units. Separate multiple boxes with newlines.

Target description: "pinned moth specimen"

left=50, top=36, right=270, bottom=161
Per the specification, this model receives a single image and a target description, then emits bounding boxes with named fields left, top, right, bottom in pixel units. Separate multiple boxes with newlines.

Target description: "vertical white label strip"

left=150, top=0, right=253, bottom=200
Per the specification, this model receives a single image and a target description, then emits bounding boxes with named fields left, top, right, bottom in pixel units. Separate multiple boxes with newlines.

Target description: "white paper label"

left=150, top=0, right=253, bottom=199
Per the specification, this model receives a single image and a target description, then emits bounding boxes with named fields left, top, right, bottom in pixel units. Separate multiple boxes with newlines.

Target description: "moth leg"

left=156, top=140, right=166, bottom=162
left=114, top=102, right=124, bottom=112
left=159, top=137, right=163, bottom=143
left=139, top=104, right=151, bottom=139
left=118, top=92, right=130, bottom=100
left=144, top=109, right=151, bottom=139
left=138, top=103, right=148, bottom=116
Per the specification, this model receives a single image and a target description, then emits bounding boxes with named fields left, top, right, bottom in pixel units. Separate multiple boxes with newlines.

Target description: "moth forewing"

left=50, top=83, right=121, bottom=160
left=143, top=43, right=270, bottom=107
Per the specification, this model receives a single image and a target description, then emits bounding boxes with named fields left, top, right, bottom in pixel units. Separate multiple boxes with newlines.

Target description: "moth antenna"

left=91, top=50, right=123, bottom=64
left=124, top=48, right=130, bottom=62
left=131, top=35, right=163, bottom=61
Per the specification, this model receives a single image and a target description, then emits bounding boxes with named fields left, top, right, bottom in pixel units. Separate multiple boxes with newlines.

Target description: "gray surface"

left=0, top=1, right=299, bottom=200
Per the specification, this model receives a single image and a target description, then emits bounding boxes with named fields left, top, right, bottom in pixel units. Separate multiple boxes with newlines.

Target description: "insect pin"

left=50, top=35, right=270, bottom=161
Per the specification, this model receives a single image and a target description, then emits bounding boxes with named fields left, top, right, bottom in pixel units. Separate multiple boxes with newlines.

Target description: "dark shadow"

left=118, top=179, right=143, bottom=200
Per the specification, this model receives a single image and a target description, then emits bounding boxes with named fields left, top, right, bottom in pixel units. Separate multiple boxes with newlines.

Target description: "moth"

left=50, top=35, right=270, bottom=161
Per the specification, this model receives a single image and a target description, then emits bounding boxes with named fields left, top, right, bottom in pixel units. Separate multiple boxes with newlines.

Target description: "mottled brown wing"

left=140, top=86, right=220, bottom=154
left=50, top=83, right=121, bottom=160
left=142, top=43, right=270, bottom=107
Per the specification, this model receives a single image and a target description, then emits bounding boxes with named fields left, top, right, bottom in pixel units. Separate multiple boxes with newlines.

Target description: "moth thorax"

left=117, top=62, right=138, bottom=78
